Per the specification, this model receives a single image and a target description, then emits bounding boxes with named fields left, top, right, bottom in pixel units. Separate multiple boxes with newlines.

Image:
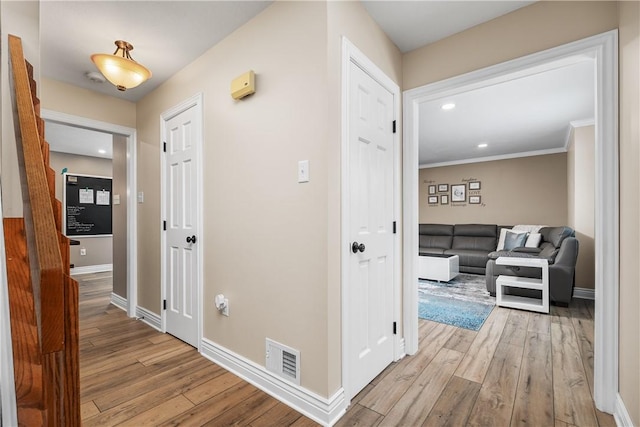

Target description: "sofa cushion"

left=541, top=226, right=574, bottom=248
left=452, top=235, right=496, bottom=252
left=419, top=248, right=446, bottom=255
left=419, top=224, right=454, bottom=236
left=419, top=235, right=453, bottom=250
left=489, top=246, right=558, bottom=263
left=419, top=224, right=454, bottom=249
left=453, top=224, right=497, bottom=237
left=444, top=249, right=489, bottom=268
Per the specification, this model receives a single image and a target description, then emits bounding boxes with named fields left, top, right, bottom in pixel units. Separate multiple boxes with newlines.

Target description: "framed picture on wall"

left=469, top=181, right=481, bottom=190
left=469, top=196, right=481, bottom=204
left=440, top=195, right=449, bottom=205
left=438, top=184, right=449, bottom=192
left=428, top=196, right=438, bottom=204
left=428, top=185, right=436, bottom=195
left=451, top=184, right=466, bottom=202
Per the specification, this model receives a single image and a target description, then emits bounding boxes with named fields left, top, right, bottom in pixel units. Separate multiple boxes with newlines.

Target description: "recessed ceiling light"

left=478, top=143, right=488, bottom=148
left=441, top=103, right=456, bottom=111
left=98, top=149, right=107, bottom=154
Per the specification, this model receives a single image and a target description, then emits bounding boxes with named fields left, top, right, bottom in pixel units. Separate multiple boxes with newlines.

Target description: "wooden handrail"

left=8, top=34, right=64, bottom=354
left=6, top=34, right=80, bottom=425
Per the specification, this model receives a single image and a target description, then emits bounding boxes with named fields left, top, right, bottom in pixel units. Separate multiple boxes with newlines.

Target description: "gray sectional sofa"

left=418, top=224, right=501, bottom=274
left=419, top=223, right=579, bottom=306
left=485, top=226, right=579, bottom=306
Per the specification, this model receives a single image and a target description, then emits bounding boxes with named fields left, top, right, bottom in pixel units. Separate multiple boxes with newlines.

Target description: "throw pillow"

left=525, top=233, right=542, bottom=248
left=497, top=228, right=509, bottom=251
left=504, top=230, right=528, bottom=250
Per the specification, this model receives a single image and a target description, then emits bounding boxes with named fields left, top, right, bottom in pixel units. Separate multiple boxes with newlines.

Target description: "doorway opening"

left=42, top=109, right=138, bottom=317
left=403, top=30, right=618, bottom=413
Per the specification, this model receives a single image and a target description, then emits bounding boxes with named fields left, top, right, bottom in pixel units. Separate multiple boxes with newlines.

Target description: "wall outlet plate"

left=222, top=299, right=229, bottom=316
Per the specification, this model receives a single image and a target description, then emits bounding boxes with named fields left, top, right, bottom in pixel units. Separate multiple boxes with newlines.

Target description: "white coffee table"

left=495, top=257, right=549, bottom=313
left=418, top=253, right=459, bottom=282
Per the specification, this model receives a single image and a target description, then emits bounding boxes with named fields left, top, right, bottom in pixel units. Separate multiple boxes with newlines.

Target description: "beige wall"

left=1, top=1, right=40, bottom=217
left=49, top=151, right=113, bottom=269
left=112, top=135, right=128, bottom=298
left=135, top=1, right=401, bottom=398
left=136, top=1, right=330, bottom=395
left=41, top=78, right=136, bottom=129
left=419, top=154, right=568, bottom=226
left=567, top=125, right=595, bottom=290
left=618, top=1, right=640, bottom=423
left=403, top=1, right=618, bottom=90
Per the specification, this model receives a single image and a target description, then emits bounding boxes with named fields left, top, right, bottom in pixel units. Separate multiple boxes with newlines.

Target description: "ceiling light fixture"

left=85, top=71, right=106, bottom=84
left=441, top=103, right=456, bottom=111
left=478, top=143, right=488, bottom=148
left=91, top=40, right=152, bottom=91
left=98, top=149, right=107, bottom=154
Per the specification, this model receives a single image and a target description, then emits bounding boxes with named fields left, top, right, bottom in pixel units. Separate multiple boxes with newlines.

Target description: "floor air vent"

left=266, top=338, right=300, bottom=385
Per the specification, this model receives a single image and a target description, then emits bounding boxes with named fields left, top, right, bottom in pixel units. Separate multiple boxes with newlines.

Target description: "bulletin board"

left=63, top=173, right=112, bottom=237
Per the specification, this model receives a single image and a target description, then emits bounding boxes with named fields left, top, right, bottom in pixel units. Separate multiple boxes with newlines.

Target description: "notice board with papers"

left=63, top=173, right=113, bottom=236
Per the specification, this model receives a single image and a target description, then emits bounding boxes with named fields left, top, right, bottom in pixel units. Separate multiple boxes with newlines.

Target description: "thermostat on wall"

left=231, top=70, right=255, bottom=100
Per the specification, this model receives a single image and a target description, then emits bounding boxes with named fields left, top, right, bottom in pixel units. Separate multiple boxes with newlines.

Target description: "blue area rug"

left=419, top=273, right=495, bottom=331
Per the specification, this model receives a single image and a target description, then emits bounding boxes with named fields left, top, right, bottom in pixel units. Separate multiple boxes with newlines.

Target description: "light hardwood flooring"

left=337, top=300, right=615, bottom=427
left=78, top=273, right=318, bottom=426
left=79, top=272, right=614, bottom=426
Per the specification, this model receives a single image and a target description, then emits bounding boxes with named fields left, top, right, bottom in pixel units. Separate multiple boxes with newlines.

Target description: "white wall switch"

left=298, top=160, right=309, bottom=183
left=113, top=194, right=121, bottom=205
left=137, top=191, right=144, bottom=203
left=80, top=248, right=86, bottom=256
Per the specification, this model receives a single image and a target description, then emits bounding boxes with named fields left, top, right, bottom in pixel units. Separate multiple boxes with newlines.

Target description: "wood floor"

left=337, top=300, right=615, bottom=427
left=79, top=272, right=614, bottom=426
left=78, top=273, right=318, bottom=426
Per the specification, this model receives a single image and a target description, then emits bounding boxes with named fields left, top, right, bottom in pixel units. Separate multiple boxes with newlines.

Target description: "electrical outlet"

left=222, top=298, right=229, bottom=316
left=80, top=248, right=86, bottom=256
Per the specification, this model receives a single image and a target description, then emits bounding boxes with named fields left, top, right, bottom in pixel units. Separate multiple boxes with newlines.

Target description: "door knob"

left=351, top=242, right=365, bottom=253
left=186, top=235, right=197, bottom=244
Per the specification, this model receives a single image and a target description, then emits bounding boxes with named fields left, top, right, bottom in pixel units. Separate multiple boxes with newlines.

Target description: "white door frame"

left=42, top=109, right=138, bottom=317
left=341, top=37, right=402, bottom=402
left=160, top=93, right=204, bottom=351
left=403, top=30, right=618, bottom=414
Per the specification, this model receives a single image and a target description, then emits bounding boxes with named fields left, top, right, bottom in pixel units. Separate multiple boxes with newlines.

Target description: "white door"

left=346, top=60, right=395, bottom=398
left=164, top=103, right=200, bottom=348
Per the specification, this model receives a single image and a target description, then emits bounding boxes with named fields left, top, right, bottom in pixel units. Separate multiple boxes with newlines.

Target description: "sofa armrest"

left=553, top=237, right=579, bottom=267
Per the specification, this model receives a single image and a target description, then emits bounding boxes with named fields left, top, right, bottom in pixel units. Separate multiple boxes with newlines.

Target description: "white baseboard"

left=573, top=287, right=595, bottom=300
left=110, top=292, right=127, bottom=311
left=201, top=338, right=347, bottom=426
left=614, top=393, right=635, bottom=426
left=395, top=338, right=406, bottom=361
left=135, top=306, right=162, bottom=331
left=70, top=263, right=113, bottom=275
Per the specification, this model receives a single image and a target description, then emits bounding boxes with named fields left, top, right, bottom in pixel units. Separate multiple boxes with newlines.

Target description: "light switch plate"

left=113, top=194, right=121, bottom=205
left=137, top=191, right=144, bottom=203
left=298, top=160, right=309, bottom=183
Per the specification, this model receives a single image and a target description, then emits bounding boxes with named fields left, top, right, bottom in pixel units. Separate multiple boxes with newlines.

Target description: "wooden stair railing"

left=5, top=34, right=80, bottom=426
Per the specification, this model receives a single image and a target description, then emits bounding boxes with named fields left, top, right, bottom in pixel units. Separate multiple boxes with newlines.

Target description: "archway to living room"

left=402, top=30, right=618, bottom=419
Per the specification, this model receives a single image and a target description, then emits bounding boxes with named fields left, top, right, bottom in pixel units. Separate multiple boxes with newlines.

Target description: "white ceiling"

left=42, top=0, right=590, bottom=166
left=419, top=59, right=595, bottom=166
left=40, top=1, right=273, bottom=103
left=46, top=122, right=113, bottom=159
left=361, top=1, right=535, bottom=53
